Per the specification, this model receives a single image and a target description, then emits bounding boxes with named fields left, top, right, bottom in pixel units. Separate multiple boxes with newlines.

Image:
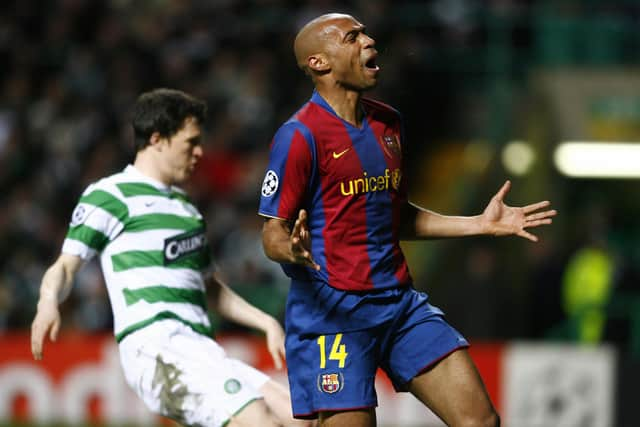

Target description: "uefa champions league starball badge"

left=261, top=170, right=279, bottom=197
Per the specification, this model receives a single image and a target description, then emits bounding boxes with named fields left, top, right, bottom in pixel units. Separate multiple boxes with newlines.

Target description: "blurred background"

left=1, top=0, right=639, bottom=426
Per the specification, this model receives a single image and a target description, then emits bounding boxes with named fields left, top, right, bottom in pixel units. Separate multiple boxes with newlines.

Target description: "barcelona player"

left=259, top=13, right=556, bottom=427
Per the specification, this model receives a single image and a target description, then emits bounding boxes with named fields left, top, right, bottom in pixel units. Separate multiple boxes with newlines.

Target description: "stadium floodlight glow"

left=554, top=141, right=640, bottom=178
left=502, top=140, right=536, bottom=176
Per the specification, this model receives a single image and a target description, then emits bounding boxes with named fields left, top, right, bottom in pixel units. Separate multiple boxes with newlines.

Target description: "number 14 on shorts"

left=317, top=334, right=348, bottom=368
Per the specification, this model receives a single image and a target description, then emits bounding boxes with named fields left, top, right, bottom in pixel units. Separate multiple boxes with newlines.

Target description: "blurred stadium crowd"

left=1, top=0, right=640, bottom=357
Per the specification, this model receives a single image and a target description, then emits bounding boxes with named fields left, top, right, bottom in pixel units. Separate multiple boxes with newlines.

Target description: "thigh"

left=170, top=333, right=270, bottom=426
left=383, top=298, right=469, bottom=391
left=319, top=408, right=376, bottom=427
left=259, top=379, right=293, bottom=424
left=408, top=348, right=496, bottom=426
left=285, top=328, right=380, bottom=419
left=259, top=379, right=314, bottom=427
left=120, top=325, right=268, bottom=427
left=227, top=398, right=280, bottom=427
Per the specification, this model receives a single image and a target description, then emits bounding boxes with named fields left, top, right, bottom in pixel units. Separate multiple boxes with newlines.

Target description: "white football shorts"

left=118, top=319, right=270, bottom=427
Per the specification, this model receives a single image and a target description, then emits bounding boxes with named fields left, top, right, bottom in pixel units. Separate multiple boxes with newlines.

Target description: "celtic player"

left=31, top=88, right=310, bottom=427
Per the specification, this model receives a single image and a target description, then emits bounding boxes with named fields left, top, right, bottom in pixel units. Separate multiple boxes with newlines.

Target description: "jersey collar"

left=124, top=164, right=173, bottom=192
left=310, top=90, right=368, bottom=130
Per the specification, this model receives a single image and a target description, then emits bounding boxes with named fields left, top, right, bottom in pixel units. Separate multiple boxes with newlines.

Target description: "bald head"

left=294, top=13, right=355, bottom=72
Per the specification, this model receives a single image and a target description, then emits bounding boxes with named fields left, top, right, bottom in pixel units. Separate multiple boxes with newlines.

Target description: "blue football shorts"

left=284, top=280, right=469, bottom=419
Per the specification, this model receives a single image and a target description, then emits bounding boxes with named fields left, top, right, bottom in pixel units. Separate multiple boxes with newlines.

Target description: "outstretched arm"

left=207, top=273, right=287, bottom=369
left=261, top=210, right=320, bottom=270
left=401, top=180, right=557, bottom=242
left=31, top=253, right=83, bottom=360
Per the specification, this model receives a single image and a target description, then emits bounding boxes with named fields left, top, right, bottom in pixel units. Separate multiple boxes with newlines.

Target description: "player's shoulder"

left=273, top=113, right=314, bottom=144
left=80, top=169, right=126, bottom=197
left=285, top=98, right=329, bottom=131
left=73, top=170, right=130, bottom=220
left=362, top=97, right=401, bottom=121
left=169, top=185, right=193, bottom=204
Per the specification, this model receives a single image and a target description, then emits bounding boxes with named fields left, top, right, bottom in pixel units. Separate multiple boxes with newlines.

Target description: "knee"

left=226, top=400, right=282, bottom=427
left=285, top=419, right=314, bottom=427
left=486, top=411, right=500, bottom=427
left=459, top=410, right=500, bottom=427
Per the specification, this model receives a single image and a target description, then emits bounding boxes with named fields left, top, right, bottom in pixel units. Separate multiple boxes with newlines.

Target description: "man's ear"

left=308, top=53, right=330, bottom=72
left=149, top=131, right=164, bottom=150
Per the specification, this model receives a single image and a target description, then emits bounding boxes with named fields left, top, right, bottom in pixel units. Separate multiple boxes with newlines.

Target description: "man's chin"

left=365, top=80, right=378, bottom=90
left=175, top=171, right=192, bottom=185
left=359, top=80, right=378, bottom=92
left=343, top=80, right=378, bottom=92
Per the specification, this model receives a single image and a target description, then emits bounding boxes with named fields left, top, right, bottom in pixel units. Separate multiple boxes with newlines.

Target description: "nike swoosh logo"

left=332, top=148, right=350, bottom=159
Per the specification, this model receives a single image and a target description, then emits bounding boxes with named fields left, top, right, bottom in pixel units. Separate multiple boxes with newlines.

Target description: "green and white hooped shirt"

left=62, top=165, right=213, bottom=342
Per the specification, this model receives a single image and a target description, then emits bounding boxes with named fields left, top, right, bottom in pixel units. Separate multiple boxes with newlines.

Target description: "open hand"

left=291, top=209, right=320, bottom=270
left=31, top=298, right=61, bottom=360
left=263, top=317, right=287, bottom=370
left=482, top=180, right=557, bottom=242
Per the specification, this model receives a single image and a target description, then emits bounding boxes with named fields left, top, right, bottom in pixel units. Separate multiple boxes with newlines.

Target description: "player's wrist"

left=476, top=214, right=495, bottom=236
left=38, top=288, right=60, bottom=304
left=261, top=315, right=281, bottom=335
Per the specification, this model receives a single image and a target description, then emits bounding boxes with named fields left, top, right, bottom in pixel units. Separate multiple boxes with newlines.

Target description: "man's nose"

left=362, top=33, right=375, bottom=48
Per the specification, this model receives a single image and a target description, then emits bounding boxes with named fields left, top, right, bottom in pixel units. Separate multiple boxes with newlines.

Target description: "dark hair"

left=131, top=88, right=207, bottom=151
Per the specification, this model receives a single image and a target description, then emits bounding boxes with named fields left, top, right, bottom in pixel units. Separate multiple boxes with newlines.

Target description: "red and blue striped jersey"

left=259, top=91, right=412, bottom=291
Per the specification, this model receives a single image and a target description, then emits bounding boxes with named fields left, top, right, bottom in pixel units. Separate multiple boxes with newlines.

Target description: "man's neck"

left=316, top=86, right=363, bottom=127
left=133, top=154, right=171, bottom=186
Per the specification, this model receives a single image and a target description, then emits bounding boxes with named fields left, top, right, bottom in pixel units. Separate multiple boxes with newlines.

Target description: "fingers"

left=522, top=200, right=551, bottom=214
left=277, top=344, right=286, bottom=371
left=50, top=319, right=60, bottom=342
left=299, top=254, right=320, bottom=271
left=518, top=230, right=538, bottom=242
left=306, top=257, right=321, bottom=271
left=291, top=209, right=320, bottom=270
left=493, top=180, right=511, bottom=202
left=523, top=209, right=557, bottom=232
left=292, top=246, right=320, bottom=270
left=270, top=347, right=283, bottom=370
left=291, top=211, right=308, bottom=250
left=291, top=210, right=308, bottom=235
left=298, top=209, right=307, bottom=223
left=526, top=219, right=553, bottom=228
left=31, top=324, right=45, bottom=360
left=267, top=332, right=286, bottom=370
left=291, top=217, right=303, bottom=238
left=31, top=337, right=43, bottom=360
left=525, top=218, right=553, bottom=228
left=525, top=209, right=557, bottom=221
left=291, top=238, right=318, bottom=268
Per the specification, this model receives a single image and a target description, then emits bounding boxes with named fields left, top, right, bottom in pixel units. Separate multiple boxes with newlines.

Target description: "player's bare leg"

left=260, top=379, right=316, bottom=426
left=226, top=398, right=282, bottom=427
left=318, top=408, right=376, bottom=427
left=408, top=349, right=499, bottom=427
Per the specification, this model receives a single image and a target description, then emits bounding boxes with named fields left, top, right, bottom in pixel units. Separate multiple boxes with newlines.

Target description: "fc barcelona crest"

left=317, top=373, right=344, bottom=394
left=379, top=134, right=401, bottom=158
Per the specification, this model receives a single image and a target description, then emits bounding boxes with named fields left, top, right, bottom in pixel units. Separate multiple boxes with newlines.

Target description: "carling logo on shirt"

left=339, top=168, right=401, bottom=196
left=164, top=228, right=207, bottom=264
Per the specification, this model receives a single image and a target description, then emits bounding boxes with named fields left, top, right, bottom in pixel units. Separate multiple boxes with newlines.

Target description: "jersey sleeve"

left=62, top=184, right=129, bottom=260
left=258, top=122, right=314, bottom=220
